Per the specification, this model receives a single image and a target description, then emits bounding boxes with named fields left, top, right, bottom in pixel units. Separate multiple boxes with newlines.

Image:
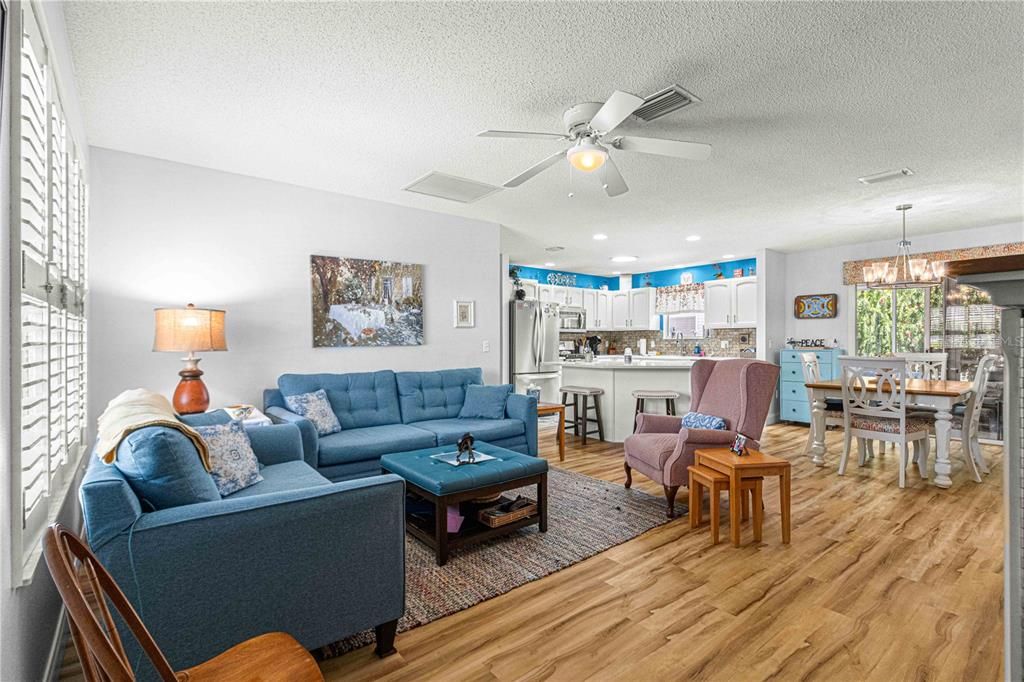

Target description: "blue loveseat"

left=263, top=367, right=538, bottom=481
left=79, top=416, right=405, bottom=678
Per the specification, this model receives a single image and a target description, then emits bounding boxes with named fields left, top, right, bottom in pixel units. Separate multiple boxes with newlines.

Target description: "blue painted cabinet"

left=778, top=348, right=845, bottom=424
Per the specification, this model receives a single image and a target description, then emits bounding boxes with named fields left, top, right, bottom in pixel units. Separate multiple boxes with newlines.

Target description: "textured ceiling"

left=63, top=1, right=1024, bottom=273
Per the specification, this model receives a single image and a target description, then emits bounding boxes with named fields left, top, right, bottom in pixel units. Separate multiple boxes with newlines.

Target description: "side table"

left=694, top=447, right=791, bottom=547
left=537, top=402, right=566, bottom=461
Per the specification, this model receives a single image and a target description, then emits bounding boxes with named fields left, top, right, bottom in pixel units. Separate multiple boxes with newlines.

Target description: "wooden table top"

left=537, top=402, right=565, bottom=414
left=695, top=447, right=790, bottom=470
left=804, top=378, right=973, bottom=398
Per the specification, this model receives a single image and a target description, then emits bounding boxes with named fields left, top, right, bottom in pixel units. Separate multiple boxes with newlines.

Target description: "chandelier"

left=863, top=204, right=945, bottom=289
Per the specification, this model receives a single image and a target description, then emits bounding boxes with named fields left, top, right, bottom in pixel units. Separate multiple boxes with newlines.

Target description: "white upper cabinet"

left=611, top=292, right=629, bottom=329
left=628, top=288, right=658, bottom=330
left=538, top=284, right=554, bottom=303
left=565, top=287, right=584, bottom=307
left=550, top=285, right=570, bottom=304
left=733, top=278, right=759, bottom=327
left=582, top=289, right=597, bottom=326
left=594, top=290, right=612, bottom=330
left=518, top=280, right=539, bottom=300
left=704, top=276, right=758, bottom=328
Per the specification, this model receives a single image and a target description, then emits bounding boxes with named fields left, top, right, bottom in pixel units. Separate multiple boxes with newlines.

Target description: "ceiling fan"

left=477, top=90, right=712, bottom=197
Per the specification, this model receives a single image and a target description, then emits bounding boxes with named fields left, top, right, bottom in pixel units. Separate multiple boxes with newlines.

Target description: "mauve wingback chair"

left=623, top=359, right=781, bottom=517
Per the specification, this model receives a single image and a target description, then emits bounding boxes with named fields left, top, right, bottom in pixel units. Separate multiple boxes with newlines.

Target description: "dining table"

left=804, top=378, right=974, bottom=488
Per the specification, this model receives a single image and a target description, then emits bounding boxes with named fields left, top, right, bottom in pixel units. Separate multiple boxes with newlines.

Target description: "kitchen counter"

left=561, top=357, right=718, bottom=442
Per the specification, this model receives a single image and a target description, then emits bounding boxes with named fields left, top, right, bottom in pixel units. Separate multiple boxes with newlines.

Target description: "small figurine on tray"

left=455, top=433, right=476, bottom=464
left=730, top=434, right=749, bottom=456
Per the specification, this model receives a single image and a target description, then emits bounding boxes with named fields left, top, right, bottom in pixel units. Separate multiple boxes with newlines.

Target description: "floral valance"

left=655, top=282, right=705, bottom=313
left=842, top=241, right=1024, bottom=286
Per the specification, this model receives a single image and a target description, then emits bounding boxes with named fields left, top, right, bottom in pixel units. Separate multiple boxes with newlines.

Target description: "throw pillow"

left=195, top=420, right=264, bottom=497
left=459, top=384, right=514, bottom=420
left=113, top=426, right=221, bottom=511
left=681, top=411, right=727, bottom=430
left=284, top=389, right=342, bottom=436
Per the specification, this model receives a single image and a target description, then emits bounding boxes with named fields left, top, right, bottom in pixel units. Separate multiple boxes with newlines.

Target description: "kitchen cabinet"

left=594, top=290, right=612, bottom=330
left=611, top=292, right=629, bottom=329
left=538, top=285, right=554, bottom=304
left=518, top=280, right=539, bottom=300
left=565, top=287, right=584, bottom=307
left=582, top=289, right=597, bottom=326
left=628, top=288, right=658, bottom=330
left=704, top=276, right=758, bottom=329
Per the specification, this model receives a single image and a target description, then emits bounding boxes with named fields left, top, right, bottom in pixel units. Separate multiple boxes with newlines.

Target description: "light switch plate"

left=720, top=340, right=729, bottom=349
left=482, top=340, right=490, bottom=352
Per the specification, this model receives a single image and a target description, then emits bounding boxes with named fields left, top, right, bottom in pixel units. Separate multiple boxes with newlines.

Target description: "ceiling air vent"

left=632, top=85, right=702, bottom=122
left=402, top=172, right=502, bottom=203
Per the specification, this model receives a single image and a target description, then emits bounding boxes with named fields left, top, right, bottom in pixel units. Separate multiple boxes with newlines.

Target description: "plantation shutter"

left=12, top=4, right=89, bottom=576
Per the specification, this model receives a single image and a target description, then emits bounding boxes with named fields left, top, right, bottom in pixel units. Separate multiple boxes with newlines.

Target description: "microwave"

left=558, top=306, right=587, bottom=330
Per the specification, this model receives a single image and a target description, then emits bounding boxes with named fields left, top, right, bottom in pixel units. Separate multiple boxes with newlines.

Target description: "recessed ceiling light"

left=544, top=262, right=556, bottom=267
left=612, top=271, right=622, bottom=275
left=545, top=246, right=565, bottom=252
left=611, top=255, right=638, bottom=263
left=722, top=254, right=736, bottom=259
left=685, top=235, right=701, bottom=242
left=593, top=233, right=608, bottom=241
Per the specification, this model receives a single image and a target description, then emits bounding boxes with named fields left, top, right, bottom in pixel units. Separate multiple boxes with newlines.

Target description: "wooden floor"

left=60, top=422, right=1005, bottom=681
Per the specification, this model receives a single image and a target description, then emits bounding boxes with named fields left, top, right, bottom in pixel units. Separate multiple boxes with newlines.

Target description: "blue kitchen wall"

left=510, top=265, right=620, bottom=290
left=632, top=258, right=757, bottom=288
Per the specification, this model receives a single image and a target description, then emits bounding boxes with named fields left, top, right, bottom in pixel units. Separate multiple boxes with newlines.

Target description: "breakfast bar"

left=560, top=357, right=699, bottom=442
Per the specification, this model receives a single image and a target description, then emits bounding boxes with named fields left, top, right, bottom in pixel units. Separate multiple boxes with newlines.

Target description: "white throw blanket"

left=95, top=388, right=210, bottom=470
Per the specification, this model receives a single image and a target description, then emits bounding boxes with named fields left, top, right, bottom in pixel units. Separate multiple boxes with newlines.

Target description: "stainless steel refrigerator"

left=509, top=300, right=561, bottom=402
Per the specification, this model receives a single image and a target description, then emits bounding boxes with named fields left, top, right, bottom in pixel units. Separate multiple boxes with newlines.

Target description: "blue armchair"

left=80, top=418, right=406, bottom=678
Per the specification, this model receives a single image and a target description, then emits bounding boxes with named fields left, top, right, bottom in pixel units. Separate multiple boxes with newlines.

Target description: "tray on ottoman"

left=381, top=443, right=549, bottom=565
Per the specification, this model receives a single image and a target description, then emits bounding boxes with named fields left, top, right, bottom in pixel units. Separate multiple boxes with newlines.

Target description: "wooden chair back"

left=799, top=352, right=821, bottom=404
left=894, top=352, right=948, bottom=380
left=42, top=524, right=177, bottom=682
left=838, top=356, right=910, bottom=428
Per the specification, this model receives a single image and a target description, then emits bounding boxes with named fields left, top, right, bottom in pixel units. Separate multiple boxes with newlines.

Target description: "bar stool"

left=559, top=386, right=605, bottom=445
left=631, top=389, right=681, bottom=433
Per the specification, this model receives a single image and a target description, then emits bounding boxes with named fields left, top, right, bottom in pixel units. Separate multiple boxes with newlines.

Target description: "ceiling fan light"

left=567, top=139, right=608, bottom=173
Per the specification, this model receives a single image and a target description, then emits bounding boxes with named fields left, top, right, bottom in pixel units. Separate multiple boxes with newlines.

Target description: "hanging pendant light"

left=864, top=204, right=945, bottom=289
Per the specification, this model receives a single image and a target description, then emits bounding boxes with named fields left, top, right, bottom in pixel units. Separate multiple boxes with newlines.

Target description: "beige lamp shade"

left=153, top=304, right=227, bottom=353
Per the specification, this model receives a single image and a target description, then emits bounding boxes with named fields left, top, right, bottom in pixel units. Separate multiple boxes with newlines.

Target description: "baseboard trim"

left=43, top=607, right=69, bottom=682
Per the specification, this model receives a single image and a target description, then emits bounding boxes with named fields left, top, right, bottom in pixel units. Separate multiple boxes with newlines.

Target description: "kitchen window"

left=662, top=311, right=705, bottom=339
left=8, top=2, right=89, bottom=584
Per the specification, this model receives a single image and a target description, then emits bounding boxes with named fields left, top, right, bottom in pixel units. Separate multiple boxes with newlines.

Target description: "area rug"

left=317, top=466, right=680, bottom=659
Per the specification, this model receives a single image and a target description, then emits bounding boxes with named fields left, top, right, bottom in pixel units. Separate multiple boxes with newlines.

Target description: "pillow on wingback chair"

left=112, top=426, right=221, bottom=511
left=681, top=411, right=727, bottom=430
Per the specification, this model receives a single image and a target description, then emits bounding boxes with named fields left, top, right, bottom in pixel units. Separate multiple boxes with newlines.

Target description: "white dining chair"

left=838, top=357, right=931, bottom=488
left=800, top=352, right=844, bottom=454
left=895, top=352, right=948, bottom=380
left=957, top=354, right=999, bottom=475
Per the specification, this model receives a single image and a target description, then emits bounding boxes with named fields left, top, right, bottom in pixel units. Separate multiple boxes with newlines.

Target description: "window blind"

left=11, top=3, right=89, bottom=579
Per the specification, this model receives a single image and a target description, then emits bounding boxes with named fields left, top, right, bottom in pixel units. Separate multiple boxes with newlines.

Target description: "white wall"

left=87, top=149, right=504, bottom=422
left=784, top=222, right=1024, bottom=351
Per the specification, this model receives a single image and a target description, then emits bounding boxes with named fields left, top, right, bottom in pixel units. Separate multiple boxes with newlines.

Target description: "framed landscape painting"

left=794, top=293, right=838, bottom=319
left=310, top=255, right=424, bottom=347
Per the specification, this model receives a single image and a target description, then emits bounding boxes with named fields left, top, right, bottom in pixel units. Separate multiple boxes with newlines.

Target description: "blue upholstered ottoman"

left=381, top=442, right=548, bottom=565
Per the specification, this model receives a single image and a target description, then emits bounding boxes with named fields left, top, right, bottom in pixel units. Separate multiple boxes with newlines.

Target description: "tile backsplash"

left=561, top=328, right=756, bottom=358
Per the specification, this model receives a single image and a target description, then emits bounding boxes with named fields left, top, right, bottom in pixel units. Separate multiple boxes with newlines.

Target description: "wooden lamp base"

left=173, top=355, right=210, bottom=415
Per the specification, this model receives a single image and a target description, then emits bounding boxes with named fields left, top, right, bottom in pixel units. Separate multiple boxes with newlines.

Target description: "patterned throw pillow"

left=681, top=411, right=727, bottom=430
left=284, top=389, right=342, bottom=436
left=194, top=420, right=263, bottom=496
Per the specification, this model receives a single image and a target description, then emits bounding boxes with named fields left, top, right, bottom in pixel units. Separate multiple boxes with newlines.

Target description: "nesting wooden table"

left=694, top=447, right=791, bottom=547
left=536, top=402, right=566, bottom=461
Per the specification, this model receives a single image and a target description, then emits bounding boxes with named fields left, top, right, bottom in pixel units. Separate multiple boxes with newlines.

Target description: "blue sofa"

left=79, top=416, right=405, bottom=678
left=263, top=367, right=539, bottom=481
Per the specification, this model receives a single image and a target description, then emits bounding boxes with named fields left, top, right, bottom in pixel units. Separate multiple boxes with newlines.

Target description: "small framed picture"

left=730, top=434, right=748, bottom=456
left=453, top=300, right=475, bottom=328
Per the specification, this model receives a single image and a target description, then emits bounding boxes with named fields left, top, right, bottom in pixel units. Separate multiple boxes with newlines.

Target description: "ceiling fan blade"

left=611, top=135, right=712, bottom=161
left=503, top=150, right=567, bottom=187
left=600, top=157, right=628, bottom=197
left=477, top=130, right=568, bottom=141
left=589, top=90, right=645, bottom=134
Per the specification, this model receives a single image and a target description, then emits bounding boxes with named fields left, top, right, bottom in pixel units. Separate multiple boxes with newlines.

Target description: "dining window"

left=854, top=286, right=931, bottom=355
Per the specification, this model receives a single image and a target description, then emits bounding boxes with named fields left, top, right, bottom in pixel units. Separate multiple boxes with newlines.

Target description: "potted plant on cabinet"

left=509, top=266, right=526, bottom=300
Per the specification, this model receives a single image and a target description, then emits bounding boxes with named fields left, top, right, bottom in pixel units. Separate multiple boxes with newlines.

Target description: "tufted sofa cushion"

left=278, top=370, right=401, bottom=429
left=395, top=368, right=484, bottom=424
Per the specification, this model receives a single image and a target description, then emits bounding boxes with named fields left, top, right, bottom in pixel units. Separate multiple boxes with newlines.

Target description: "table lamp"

left=153, top=303, right=227, bottom=414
